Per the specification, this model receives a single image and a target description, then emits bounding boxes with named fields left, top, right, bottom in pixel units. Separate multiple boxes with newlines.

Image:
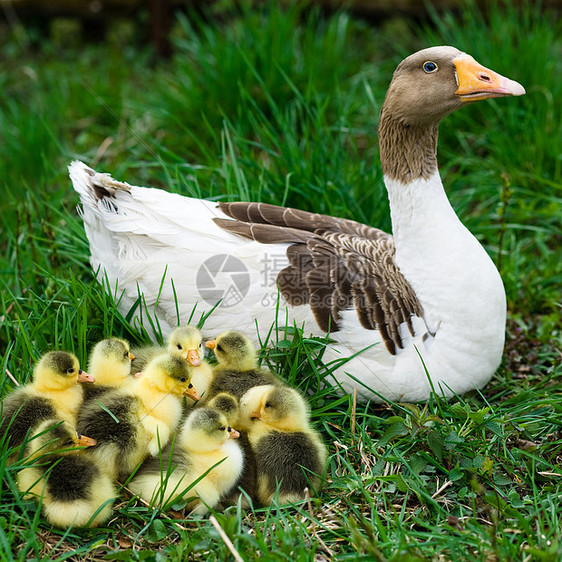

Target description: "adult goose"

left=70, top=46, right=524, bottom=403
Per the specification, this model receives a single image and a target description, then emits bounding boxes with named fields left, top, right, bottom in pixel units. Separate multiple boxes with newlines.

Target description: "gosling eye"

left=177, top=344, right=182, bottom=350
left=216, top=344, right=223, bottom=353
left=66, top=439, right=75, bottom=446
left=179, top=377, right=187, bottom=383
left=67, top=368, right=75, bottom=375
left=264, top=402, right=271, bottom=408
left=423, top=61, right=438, bottom=73
left=219, top=426, right=226, bottom=431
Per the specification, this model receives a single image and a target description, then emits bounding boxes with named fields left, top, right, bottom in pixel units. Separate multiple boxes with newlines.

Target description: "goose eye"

left=219, top=426, right=226, bottom=431
left=265, top=402, right=271, bottom=408
left=216, top=344, right=223, bottom=353
left=423, top=61, right=438, bottom=73
left=180, top=377, right=187, bottom=383
left=67, top=368, right=75, bottom=374
left=177, top=344, right=182, bottom=350
left=66, top=439, right=75, bottom=446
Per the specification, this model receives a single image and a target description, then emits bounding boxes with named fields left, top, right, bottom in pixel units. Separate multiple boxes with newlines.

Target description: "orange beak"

left=228, top=427, right=240, bottom=439
left=454, top=55, right=525, bottom=102
left=128, top=352, right=135, bottom=360
left=205, top=340, right=216, bottom=350
left=187, top=349, right=202, bottom=367
left=77, top=434, right=97, bottom=447
left=184, top=384, right=201, bottom=401
left=77, top=370, right=95, bottom=383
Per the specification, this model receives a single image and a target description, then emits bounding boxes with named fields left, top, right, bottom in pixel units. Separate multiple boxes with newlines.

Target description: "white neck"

left=385, top=172, right=506, bottom=378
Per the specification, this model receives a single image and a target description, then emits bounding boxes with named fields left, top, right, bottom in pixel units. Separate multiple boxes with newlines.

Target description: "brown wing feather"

left=214, top=201, right=425, bottom=353
left=277, top=245, right=315, bottom=306
left=218, top=202, right=388, bottom=240
left=213, top=219, right=311, bottom=244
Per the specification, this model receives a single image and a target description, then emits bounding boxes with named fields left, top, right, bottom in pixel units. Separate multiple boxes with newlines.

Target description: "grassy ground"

left=1, top=1, right=561, bottom=560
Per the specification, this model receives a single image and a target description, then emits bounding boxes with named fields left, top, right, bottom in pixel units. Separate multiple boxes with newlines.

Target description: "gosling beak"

left=128, top=352, right=135, bottom=361
left=205, top=340, right=216, bottom=350
left=184, top=384, right=201, bottom=401
left=77, top=370, right=95, bottom=383
left=134, top=371, right=143, bottom=378
left=187, top=349, right=202, bottom=367
left=454, top=55, right=525, bottom=101
left=77, top=434, right=97, bottom=447
left=228, top=427, right=240, bottom=439
left=249, top=408, right=262, bottom=420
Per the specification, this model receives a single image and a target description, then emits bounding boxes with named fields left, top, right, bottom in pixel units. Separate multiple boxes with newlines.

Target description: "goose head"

left=379, top=46, right=525, bottom=184
left=381, top=46, right=525, bottom=127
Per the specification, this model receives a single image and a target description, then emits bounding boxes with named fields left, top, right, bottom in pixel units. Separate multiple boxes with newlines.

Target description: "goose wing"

left=214, top=202, right=424, bottom=354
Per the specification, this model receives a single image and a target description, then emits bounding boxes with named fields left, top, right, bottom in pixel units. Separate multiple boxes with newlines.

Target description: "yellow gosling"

left=84, top=337, right=135, bottom=401
left=77, top=353, right=199, bottom=479
left=203, top=331, right=281, bottom=406
left=240, top=384, right=327, bottom=506
left=17, top=418, right=115, bottom=528
left=1, top=351, right=93, bottom=462
left=129, top=407, right=243, bottom=515
left=131, top=326, right=213, bottom=400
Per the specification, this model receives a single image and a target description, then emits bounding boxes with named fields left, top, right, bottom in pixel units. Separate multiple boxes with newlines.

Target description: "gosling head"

left=206, top=392, right=240, bottom=426
left=167, top=326, right=204, bottom=367
left=143, top=353, right=200, bottom=401
left=28, top=418, right=96, bottom=457
left=33, top=351, right=94, bottom=391
left=205, top=331, right=257, bottom=371
left=240, top=385, right=309, bottom=432
left=88, top=338, right=134, bottom=386
left=180, top=407, right=239, bottom=452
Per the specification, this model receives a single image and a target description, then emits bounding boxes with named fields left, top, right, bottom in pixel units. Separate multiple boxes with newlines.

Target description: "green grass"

left=1, top=0, right=561, bottom=559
